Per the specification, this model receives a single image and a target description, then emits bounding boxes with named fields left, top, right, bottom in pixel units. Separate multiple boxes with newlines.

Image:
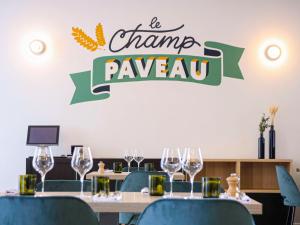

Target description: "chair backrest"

left=122, top=167, right=145, bottom=172
left=136, top=199, right=255, bottom=225
left=165, top=181, right=202, bottom=192
left=0, top=196, right=99, bottom=225
left=119, top=171, right=167, bottom=225
left=36, top=180, right=91, bottom=192
left=120, top=171, right=168, bottom=192
left=276, top=165, right=300, bottom=206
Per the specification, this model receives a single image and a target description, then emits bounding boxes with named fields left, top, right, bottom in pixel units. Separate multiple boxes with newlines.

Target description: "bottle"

left=258, top=133, right=265, bottom=159
left=269, top=125, right=276, bottom=159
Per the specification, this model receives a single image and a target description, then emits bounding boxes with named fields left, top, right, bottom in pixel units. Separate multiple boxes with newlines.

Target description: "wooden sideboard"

left=195, top=159, right=292, bottom=193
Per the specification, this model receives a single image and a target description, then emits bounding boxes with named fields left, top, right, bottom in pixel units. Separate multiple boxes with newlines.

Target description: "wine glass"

left=124, top=150, right=134, bottom=172
left=32, top=146, right=54, bottom=192
left=133, top=149, right=144, bottom=171
left=160, top=148, right=182, bottom=197
left=71, top=147, right=93, bottom=196
left=182, top=147, right=203, bottom=198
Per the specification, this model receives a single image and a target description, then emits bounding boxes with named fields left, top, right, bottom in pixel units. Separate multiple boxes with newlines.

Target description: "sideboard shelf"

left=195, top=159, right=292, bottom=192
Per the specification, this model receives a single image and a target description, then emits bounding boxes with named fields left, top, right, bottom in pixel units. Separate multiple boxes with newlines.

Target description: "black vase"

left=258, top=133, right=265, bottom=159
left=269, top=125, right=276, bottom=159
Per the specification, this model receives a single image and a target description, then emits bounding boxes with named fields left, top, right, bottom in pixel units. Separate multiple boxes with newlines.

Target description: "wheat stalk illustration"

left=96, top=23, right=106, bottom=47
left=72, top=23, right=106, bottom=52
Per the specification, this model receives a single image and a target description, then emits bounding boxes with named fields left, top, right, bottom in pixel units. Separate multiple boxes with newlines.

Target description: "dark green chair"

left=276, top=165, right=300, bottom=225
left=136, top=199, right=255, bottom=225
left=119, top=171, right=168, bottom=225
left=36, top=180, right=91, bottom=192
left=0, top=196, right=100, bottom=225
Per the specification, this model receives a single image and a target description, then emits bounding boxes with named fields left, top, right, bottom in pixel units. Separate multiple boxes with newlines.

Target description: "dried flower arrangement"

left=269, top=105, right=279, bottom=126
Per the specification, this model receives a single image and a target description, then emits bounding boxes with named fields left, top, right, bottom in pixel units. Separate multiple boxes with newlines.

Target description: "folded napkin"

left=219, top=192, right=250, bottom=202
left=92, top=193, right=122, bottom=202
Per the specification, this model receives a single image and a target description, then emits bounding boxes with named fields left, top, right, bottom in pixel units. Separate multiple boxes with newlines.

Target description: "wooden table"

left=86, top=171, right=185, bottom=180
left=37, top=192, right=263, bottom=215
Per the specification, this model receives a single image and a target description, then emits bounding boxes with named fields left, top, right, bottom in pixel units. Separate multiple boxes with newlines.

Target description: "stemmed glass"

left=182, top=147, right=203, bottom=198
left=71, top=147, right=93, bottom=196
left=160, top=148, right=182, bottom=197
left=32, top=146, right=54, bottom=192
left=133, top=149, right=144, bottom=171
left=124, top=150, right=134, bottom=172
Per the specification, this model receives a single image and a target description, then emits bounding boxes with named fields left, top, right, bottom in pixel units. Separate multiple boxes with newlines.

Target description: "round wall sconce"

left=29, top=40, right=46, bottom=55
left=265, top=44, right=281, bottom=61
left=259, top=39, right=287, bottom=68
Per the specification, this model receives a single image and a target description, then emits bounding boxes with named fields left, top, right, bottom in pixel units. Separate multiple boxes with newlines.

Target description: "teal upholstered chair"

left=0, top=196, right=100, bottom=225
left=276, top=165, right=300, bottom=225
left=136, top=199, right=255, bottom=225
left=36, top=180, right=91, bottom=192
left=119, top=171, right=168, bottom=225
left=122, top=167, right=145, bottom=172
left=165, top=181, right=202, bottom=192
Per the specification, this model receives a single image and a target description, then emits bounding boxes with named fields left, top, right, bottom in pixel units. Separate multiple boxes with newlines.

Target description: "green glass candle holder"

left=202, top=177, right=221, bottom=198
left=113, top=162, right=123, bottom=173
left=144, top=163, right=155, bottom=172
left=149, top=175, right=165, bottom=196
left=19, top=174, right=37, bottom=195
left=92, top=176, right=110, bottom=196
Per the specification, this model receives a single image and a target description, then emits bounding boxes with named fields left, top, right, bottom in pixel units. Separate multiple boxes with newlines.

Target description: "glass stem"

left=138, top=162, right=140, bottom=171
left=170, top=174, right=174, bottom=196
left=80, top=176, right=84, bottom=196
left=190, top=175, right=195, bottom=197
left=128, top=162, right=130, bottom=172
left=41, top=175, right=45, bottom=192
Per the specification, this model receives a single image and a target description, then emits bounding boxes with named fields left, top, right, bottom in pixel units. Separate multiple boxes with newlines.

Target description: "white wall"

left=0, top=0, right=300, bottom=194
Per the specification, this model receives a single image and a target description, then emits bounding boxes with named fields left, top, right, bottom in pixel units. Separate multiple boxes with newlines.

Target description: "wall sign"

left=70, top=17, right=244, bottom=104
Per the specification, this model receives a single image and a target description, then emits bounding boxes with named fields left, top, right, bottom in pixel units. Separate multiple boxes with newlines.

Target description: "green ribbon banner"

left=70, top=41, right=244, bottom=104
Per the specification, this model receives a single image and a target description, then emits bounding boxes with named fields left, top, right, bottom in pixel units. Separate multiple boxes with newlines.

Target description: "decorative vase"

left=269, top=125, right=276, bottom=159
left=258, top=133, right=265, bottom=159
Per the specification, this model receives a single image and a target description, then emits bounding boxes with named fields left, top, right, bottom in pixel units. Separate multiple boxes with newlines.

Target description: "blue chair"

left=119, top=171, right=168, bottom=225
left=0, top=196, right=100, bottom=225
left=36, top=180, right=91, bottom=192
left=136, top=199, right=255, bottom=225
left=276, top=165, right=300, bottom=225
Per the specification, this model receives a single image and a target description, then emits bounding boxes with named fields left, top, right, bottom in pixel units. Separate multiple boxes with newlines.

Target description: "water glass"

left=113, top=162, right=123, bottom=173
left=92, top=176, right=110, bottom=196
left=202, top=177, right=221, bottom=198
left=149, top=175, right=165, bottom=196
left=19, top=174, right=37, bottom=195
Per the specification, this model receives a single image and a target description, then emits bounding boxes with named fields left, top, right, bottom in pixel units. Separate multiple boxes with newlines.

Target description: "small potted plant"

left=258, top=114, right=270, bottom=159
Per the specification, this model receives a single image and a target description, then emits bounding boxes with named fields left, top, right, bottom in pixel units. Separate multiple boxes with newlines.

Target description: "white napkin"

left=92, top=193, right=122, bottom=202
left=219, top=192, right=250, bottom=202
